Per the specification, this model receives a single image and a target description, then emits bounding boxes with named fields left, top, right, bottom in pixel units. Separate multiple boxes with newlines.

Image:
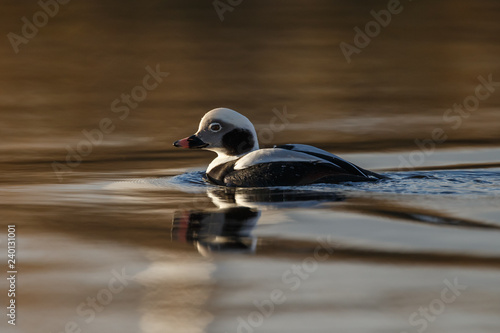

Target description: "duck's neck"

left=207, top=148, right=257, bottom=173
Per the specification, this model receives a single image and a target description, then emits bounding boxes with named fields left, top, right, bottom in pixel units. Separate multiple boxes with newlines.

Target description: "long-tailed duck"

left=173, top=108, right=385, bottom=187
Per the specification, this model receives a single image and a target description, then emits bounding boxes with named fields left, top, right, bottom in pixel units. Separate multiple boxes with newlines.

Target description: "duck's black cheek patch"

left=222, top=129, right=254, bottom=155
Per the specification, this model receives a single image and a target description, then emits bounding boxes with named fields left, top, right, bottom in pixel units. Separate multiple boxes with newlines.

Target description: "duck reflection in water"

left=172, top=188, right=345, bottom=255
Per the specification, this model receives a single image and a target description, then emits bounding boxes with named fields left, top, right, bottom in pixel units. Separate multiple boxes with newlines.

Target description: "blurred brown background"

left=1, top=0, right=499, bottom=175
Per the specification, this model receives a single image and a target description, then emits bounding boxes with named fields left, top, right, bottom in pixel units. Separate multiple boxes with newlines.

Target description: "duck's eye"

left=208, top=123, right=222, bottom=132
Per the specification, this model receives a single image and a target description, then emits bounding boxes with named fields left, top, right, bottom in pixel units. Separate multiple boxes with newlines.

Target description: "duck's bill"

left=173, top=135, right=208, bottom=149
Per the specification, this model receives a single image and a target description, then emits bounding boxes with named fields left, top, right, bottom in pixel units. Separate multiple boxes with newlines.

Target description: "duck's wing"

left=233, top=148, right=337, bottom=170
left=217, top=148, right=381, bottom=187
left=273, top=144, right=384, bottom=179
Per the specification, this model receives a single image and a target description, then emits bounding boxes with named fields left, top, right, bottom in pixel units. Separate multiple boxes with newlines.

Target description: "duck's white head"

left=173, top=108, right=259, bottom=162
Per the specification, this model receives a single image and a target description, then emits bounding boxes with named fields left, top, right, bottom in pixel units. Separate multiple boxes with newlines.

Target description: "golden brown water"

left=1, top=1, right=500, bottom=332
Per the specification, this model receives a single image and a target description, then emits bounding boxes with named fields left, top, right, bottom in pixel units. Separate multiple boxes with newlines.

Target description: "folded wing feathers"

left=274, top=144, right=369, bottom=178
left=233, top=148, right=341, bottom=171
left=232, top=144, right=371, bottom=178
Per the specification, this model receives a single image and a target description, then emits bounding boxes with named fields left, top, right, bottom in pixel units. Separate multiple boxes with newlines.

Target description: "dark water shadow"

left=171, top=187, right=500, bottom=266
left=172, top=189, right=346, bottom=254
